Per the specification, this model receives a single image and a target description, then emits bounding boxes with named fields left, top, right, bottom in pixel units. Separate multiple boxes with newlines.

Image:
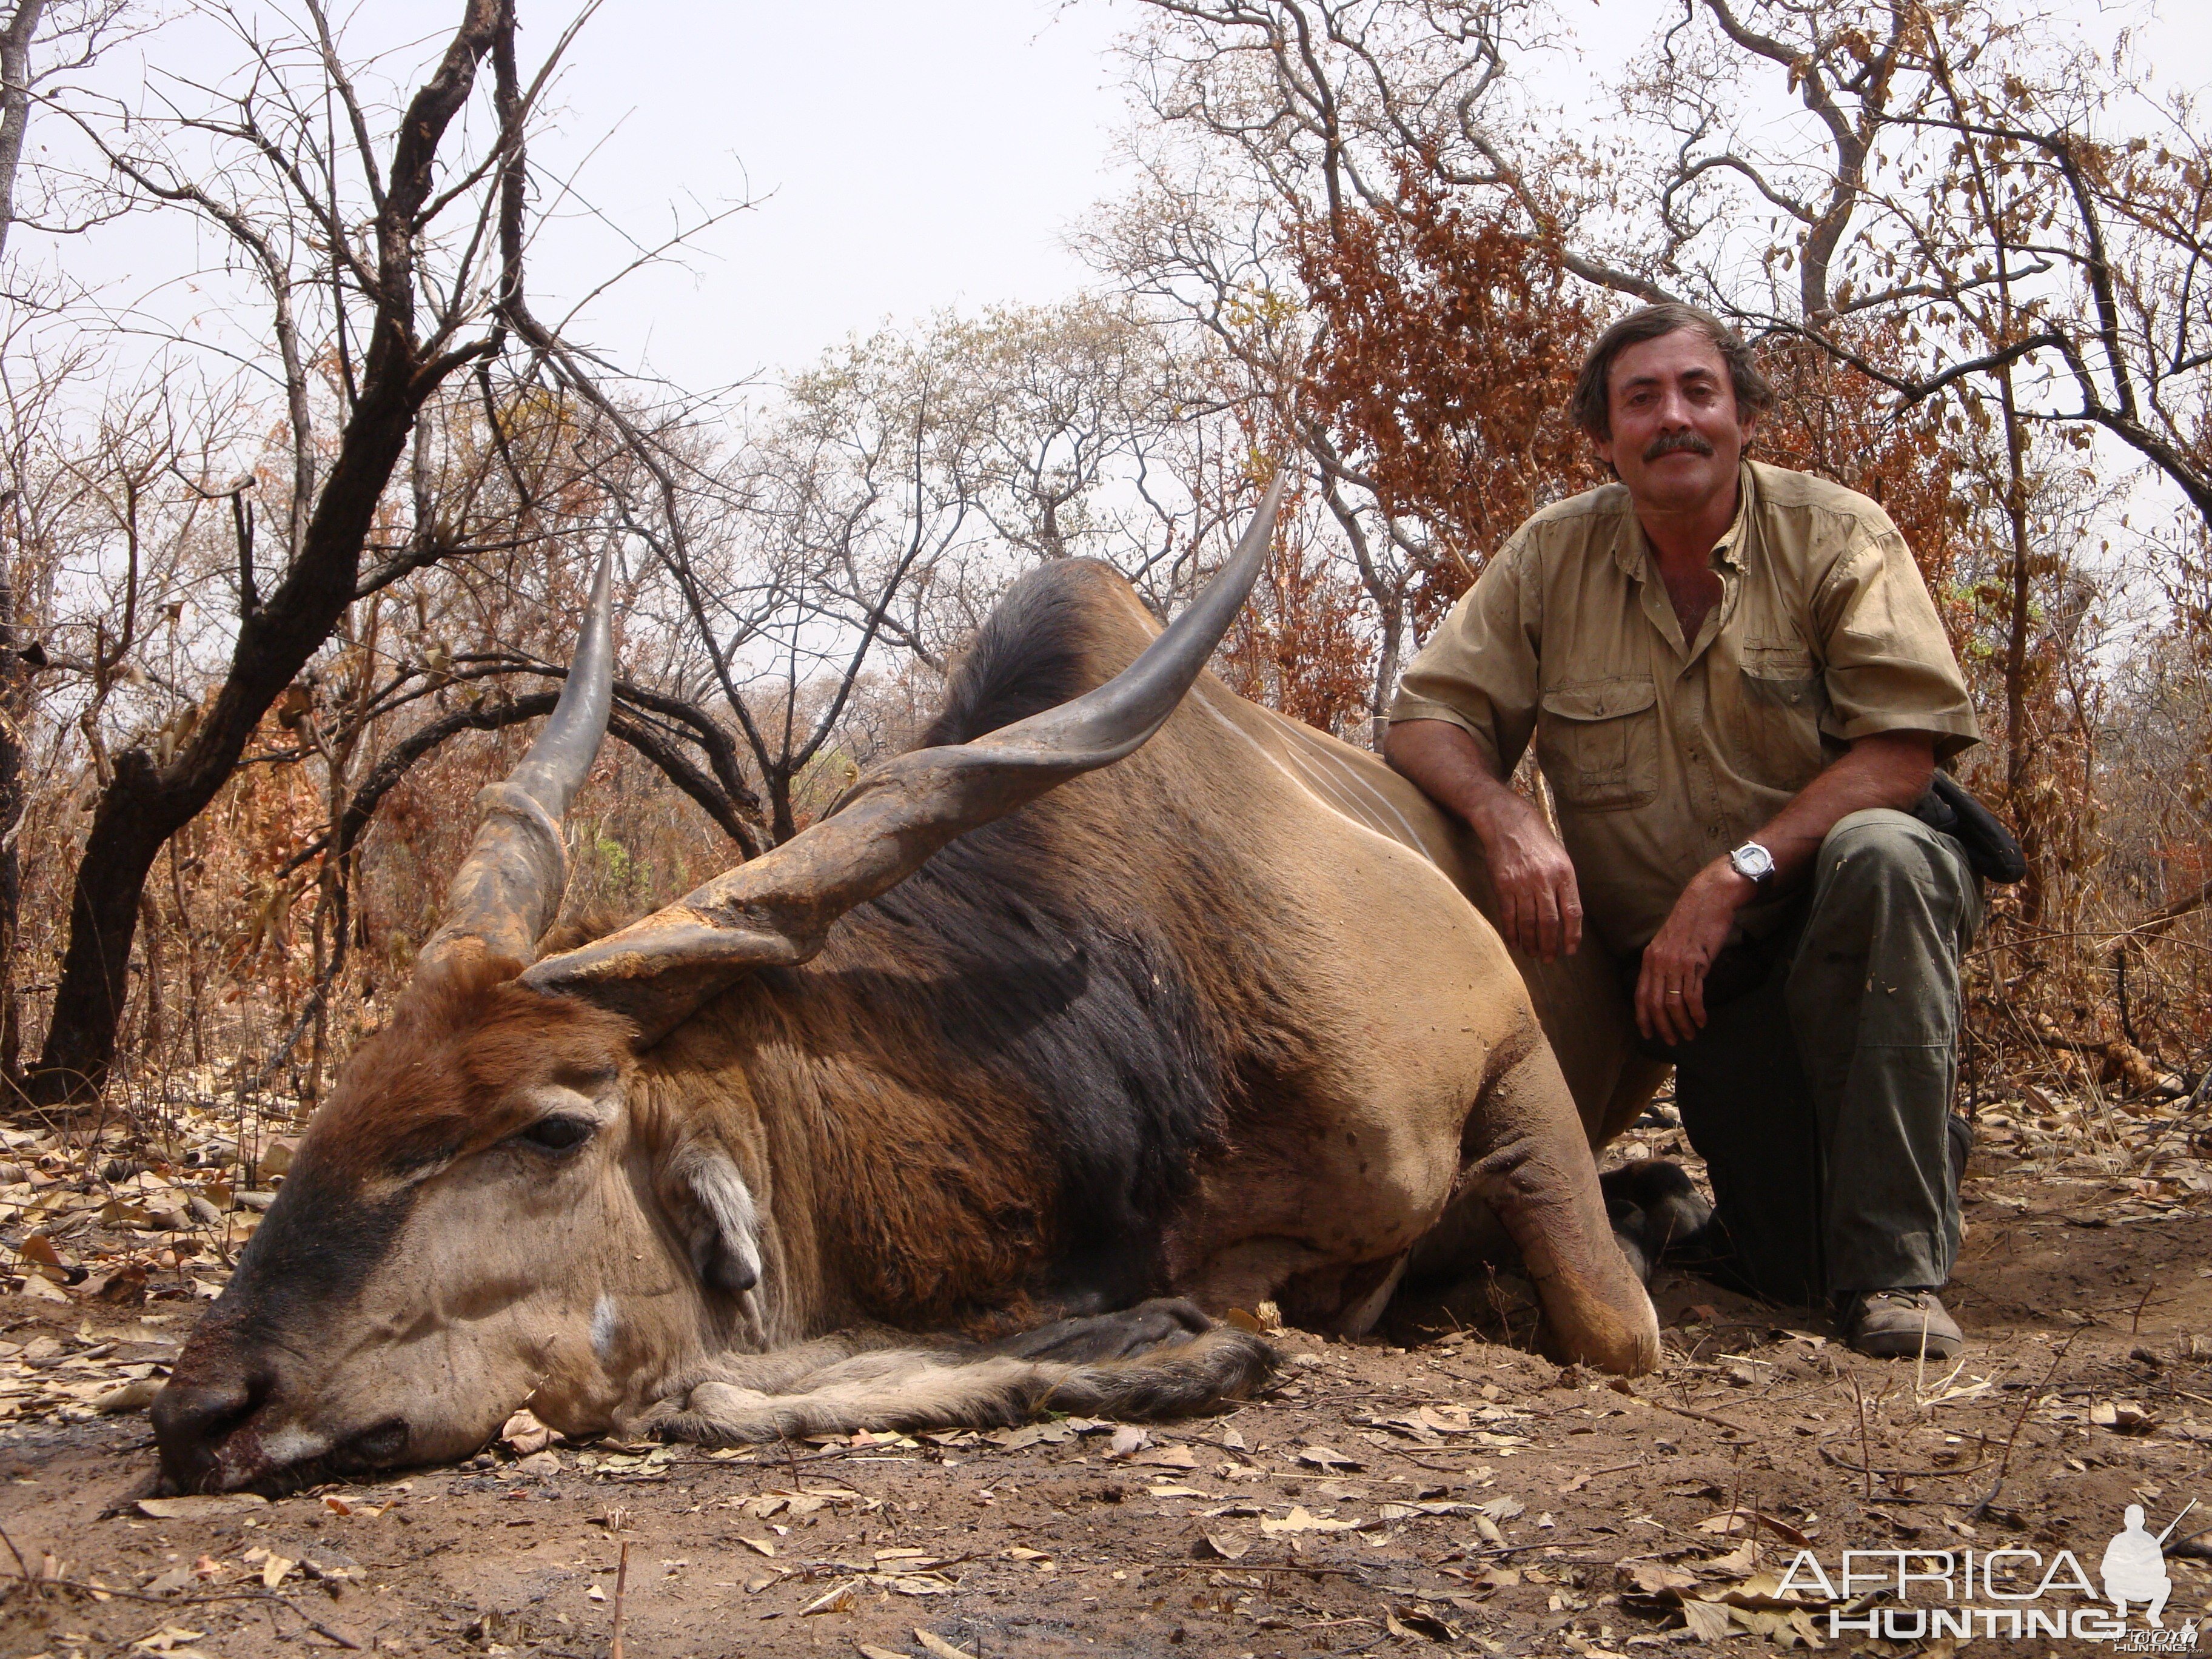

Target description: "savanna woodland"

left=4, top=1, right=2212, bottom=1656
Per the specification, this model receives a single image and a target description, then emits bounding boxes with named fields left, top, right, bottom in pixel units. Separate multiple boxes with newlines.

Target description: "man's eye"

left=519, top=1116, right=594, bottom=1153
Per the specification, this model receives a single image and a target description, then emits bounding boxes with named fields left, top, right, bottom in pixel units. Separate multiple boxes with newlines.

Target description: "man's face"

left=1591, top=328, right=1755, bottom=516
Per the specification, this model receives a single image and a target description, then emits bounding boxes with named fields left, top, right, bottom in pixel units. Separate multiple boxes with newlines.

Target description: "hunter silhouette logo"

left=2103, top=1504, right=2181, bottom=1626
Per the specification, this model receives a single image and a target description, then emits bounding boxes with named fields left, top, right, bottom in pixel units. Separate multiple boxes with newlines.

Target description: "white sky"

left=464, top=0, right=2212, bottom=390
left=25, top=0, right=2212, bottom=392
left=508, top=0, right=1138, bottom=392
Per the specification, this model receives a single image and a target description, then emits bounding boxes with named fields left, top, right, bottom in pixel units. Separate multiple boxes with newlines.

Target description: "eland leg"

left=643, top=1307, right=1275, bottom=1446
left=1450, top=1035, right=1661, bottom=1373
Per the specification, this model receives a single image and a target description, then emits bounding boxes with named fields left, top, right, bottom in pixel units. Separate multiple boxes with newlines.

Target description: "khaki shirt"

left=1390, top=460, right=1980, bottom=953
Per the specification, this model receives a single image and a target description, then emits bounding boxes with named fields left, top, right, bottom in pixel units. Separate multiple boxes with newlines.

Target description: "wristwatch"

left=1728, top=841, right=1777, bottom=886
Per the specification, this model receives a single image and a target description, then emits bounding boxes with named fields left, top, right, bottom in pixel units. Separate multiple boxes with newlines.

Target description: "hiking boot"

left=1845, top=1290, right=1963, bottom=1360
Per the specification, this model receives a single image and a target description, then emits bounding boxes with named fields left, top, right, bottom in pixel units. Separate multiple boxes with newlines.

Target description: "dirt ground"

left=2, top=1094, right=2212, bottom=1658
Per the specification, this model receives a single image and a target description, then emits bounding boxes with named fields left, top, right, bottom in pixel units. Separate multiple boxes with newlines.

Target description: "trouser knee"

left=1806, top=808, right=1979, bottom=957
left=1814, top=808, right=1949, bottom=899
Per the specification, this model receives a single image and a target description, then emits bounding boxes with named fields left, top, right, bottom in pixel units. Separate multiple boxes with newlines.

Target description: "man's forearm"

left=1746, top=731, right=1936, bottom=894
left=1638, top=729, right=1938, bottom=1044
left=1386, top=718, right=1586, bottom=960
left=1382, top=719, right=1521, bottom=834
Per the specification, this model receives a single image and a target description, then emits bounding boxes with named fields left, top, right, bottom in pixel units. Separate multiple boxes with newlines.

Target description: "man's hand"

left=1384, top=719, right=1584, bottom=962
left=1636, top=860, right=1756, bottom=1046
left=1470, top=788, right=1584, bottom=962
left=1634, top=731, right=1940, bottom=1045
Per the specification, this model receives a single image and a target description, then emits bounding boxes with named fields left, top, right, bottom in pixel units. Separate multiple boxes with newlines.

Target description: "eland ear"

left=665, top=1142, right=763, bottom=1298
left=521, top=469, right=1292, bottom=1041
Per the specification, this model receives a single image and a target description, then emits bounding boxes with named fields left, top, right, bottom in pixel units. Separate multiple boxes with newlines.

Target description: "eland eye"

left=518, top=1114, right=594, bottom=1153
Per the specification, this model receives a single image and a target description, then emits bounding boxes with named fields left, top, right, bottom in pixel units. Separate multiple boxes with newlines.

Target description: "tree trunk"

left=31, top=383, right=435, bottom=1103
left=27, top=0, right=512, bottom=1105
left=0, top=0, right=49, bottom=266
left=1995, top=365, right=2042, bottom=927
left=0, top=527, right=25, bottom=1093
left=0, top=0, right=46, bottom=1094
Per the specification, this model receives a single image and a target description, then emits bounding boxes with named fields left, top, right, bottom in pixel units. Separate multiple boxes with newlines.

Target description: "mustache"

left=1643, top=430, right=1717, bottom=463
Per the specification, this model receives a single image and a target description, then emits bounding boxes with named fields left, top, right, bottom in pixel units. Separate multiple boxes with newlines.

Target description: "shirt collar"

left=1610, top=460, right=1758, bottom=578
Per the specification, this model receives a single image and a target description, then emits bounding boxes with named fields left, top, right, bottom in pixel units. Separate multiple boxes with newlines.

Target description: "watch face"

left=1733, top=843, right=1774, bottom=881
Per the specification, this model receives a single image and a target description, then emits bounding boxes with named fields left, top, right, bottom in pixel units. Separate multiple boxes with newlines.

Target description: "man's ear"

left=663, top=1141, right=762, bottom=1296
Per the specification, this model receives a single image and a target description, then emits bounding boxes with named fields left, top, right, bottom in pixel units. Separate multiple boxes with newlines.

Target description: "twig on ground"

left=0, top=1523, right=39, bottom=1600
left=1971, top=1329, right=2082, bottom=1518
left=1849, top=1369, right=1874, bottom=1503
left=611, top=1540, right=629, bottom=1659
left=1639, top=1393, right=1757, bottom=1437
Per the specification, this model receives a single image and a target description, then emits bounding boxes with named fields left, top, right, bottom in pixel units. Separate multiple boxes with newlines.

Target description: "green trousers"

left=1661, top=809, right=1983, bottom=1309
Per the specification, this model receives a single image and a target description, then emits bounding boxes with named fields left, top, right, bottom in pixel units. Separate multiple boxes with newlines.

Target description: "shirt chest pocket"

left=1735, top=640, right=1828, bottom=791
left=1537, top=677, right=1660, bottom=811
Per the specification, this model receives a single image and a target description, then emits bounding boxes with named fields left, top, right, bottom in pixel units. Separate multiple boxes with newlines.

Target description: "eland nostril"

left=152, top=1372, right=269, bottom=1492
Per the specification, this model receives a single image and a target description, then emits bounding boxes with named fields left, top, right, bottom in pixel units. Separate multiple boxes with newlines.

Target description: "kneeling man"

left=1386, top=303, right=1982, bottom=1360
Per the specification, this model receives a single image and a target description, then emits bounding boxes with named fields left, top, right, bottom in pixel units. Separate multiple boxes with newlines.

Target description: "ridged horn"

left=419, top=543, right=617, bottom=971
left=521, top=468, right=1292, bottom=1040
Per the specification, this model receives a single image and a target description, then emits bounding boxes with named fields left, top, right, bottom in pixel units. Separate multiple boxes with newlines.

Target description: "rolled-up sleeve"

left=1813, top=523, right=1981, bottom=760
left=1388, top=534, right=1543, bottom=777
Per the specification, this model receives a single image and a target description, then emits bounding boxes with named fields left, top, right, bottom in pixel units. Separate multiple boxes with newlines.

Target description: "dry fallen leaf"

left=1678, top=1598, right=1734, bottom=1642
left=1261, top=1505, right=1359, bottom=1535
left=800, top=1580, right=858, bottom=1615
left=1295, top=1444, right=1361, bottom=1470
left=586, top=1584, right=606, bottom=1603
left=856, top=1647, right=908, bottom=1659
left=1701, top=1541, right=1758, bottom=1576
left=1108, top=1425, right=1150, bottom=1458
left=916, top=1631, right=979, bottom=1659
left=1200, top=1532, right=1253, bottom=1560
left=500, top=1407, right=560, bottom=1456
left=1623, top=1561, right=1699, bottom=1595
left=94, top=1378, right=163, bottom=1415
left=1134, top=1443, right=1198, bottom=1468
left=737, top=1537, right=776, bottom=1557
left=137, top=1495, right=269, bottom=1520
left=260, top=1555, right=295, bottom=1589
left=2091, top=1399, right=2158, bottom=1433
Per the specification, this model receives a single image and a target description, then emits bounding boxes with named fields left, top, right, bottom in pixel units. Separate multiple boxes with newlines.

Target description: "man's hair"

left=1570, top=303, right=1775, bottom=440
